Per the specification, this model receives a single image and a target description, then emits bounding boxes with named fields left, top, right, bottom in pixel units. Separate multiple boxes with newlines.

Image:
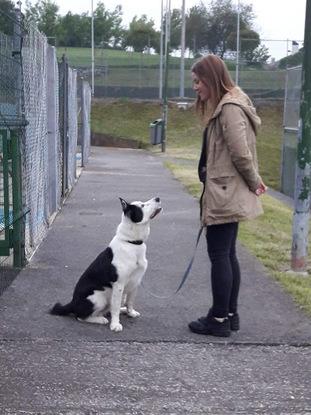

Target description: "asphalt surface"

left=0, top=146, right=310, bottom=414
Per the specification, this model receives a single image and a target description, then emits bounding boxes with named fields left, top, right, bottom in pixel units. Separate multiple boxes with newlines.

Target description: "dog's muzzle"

left=150, top=207, right=162, bottom=219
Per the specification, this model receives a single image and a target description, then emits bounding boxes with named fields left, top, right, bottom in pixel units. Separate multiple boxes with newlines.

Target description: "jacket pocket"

left=206, top=172, right=239, bottom=213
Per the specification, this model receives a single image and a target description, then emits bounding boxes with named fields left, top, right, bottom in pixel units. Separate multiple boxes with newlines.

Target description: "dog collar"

left=127, top=240, right=144, bottom=245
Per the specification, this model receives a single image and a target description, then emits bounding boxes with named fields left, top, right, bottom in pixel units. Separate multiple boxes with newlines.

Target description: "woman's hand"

left=255, top=181, right=267, bottom=196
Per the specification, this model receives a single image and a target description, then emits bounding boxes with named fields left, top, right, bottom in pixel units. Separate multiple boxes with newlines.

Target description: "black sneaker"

left=229, top=313, right=240, bottom=331
left=188, top=316, right=231, bottom=337
left=198, top=310, right=240, bottom=331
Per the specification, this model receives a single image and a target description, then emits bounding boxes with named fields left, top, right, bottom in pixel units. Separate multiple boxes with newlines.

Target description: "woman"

left=189, top=54, right=267, bottom=337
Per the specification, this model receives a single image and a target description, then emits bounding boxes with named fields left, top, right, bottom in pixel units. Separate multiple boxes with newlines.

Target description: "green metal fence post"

left=291, top=0, right=311, bottom=272
left=11, top=130, right=25, bottom=268
left=0, top=129, right=11, bottom=256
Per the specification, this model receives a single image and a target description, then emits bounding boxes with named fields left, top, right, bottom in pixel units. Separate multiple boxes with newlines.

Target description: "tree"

left=108, top=5, right=125, bottom=48
left=0, top=0, right=17, bottom=35
left=124, top=15, right=157, bottom=52
left=168, top=8, right=182, bottom=51
left=279, top=48, right=303, bottom=69
left=185, top=3, right=209, bottom=56
left=187, top=0, right=259, bottom=60
left=227, top=28, right=268, bottom=66
left=247, top=44, right=270, bottom=67
left=155, top=8, right=182, bottom=54
left=204, top=0, right=254, bottom=57
left=25, top=0, right=59, bottom=39
left=93, top=2, right=124, bottom=48
left=57, top=12, right=90, bottom=47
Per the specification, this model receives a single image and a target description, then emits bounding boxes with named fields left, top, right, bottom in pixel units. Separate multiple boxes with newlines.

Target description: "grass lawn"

left=91, top=99, right=311, bottom=316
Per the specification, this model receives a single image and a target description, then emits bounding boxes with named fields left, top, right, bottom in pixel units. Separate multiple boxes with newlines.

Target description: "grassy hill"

left=56, top=47, right=192, bottom=68
left=57, top=47, right=286, bottom=90
left=92, top=100, right=283, bottom=190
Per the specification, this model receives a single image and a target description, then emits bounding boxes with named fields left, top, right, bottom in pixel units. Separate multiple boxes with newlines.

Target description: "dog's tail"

left=49, top=301, right=73, bottom=316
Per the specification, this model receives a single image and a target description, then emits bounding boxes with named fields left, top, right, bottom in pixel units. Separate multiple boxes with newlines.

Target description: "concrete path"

left=0, top=147, right=310, bottom=414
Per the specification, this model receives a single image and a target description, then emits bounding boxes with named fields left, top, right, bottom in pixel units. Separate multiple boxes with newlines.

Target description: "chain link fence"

left=281, top=66, right=302, bottom=197
left=0, top=7, right=92, bottom=292
left=0, top=6, right=28, bottom=288
left=79, top=81, right=92, bottom=167
left=22, top=18, right=49, bottom=257
left=66, top=47, right=287, bottom=102
left=68, top=67, right=78, bottom=189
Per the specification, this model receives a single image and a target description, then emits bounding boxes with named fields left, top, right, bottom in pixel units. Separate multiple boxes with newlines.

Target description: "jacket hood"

left=211, top=86, right=261, bottom=134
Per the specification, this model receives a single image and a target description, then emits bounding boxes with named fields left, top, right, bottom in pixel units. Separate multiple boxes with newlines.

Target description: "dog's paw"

left=77, top=316, right=109, bottom=325
left=110, top=322, right=123, bottom=332
left=127, top=309, right=140, bottom=318
left=97, top=316, right=109, bottom=325
left=120, top=306, right=128, bottom=314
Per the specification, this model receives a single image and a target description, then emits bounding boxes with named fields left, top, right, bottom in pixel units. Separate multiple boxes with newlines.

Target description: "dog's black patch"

left=50, top=247, right=118, bottom=318
left=119, top=198, right=143, bottom=223
left=126, top=204, right=143, bottom=223
left=74, top=247, right=118, bottom=293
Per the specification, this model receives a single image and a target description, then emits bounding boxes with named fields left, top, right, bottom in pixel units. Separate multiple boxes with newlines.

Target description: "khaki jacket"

left=201, top=87, right=263, bottom=226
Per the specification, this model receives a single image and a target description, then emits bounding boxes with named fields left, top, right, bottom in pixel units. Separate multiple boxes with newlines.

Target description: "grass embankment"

left=92, top=100, right=311, bottom=316
left=58, top=47, right=285, bottom=89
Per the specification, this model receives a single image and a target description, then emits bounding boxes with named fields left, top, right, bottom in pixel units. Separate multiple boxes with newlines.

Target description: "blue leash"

left=142, top=225, right=204, bottom=299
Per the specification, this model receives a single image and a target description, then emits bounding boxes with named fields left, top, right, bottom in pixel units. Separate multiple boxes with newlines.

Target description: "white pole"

left=159, top=0, right=164, bottom=99
left=235, top=0, right=240, bottom=85
left=179, top=0, right=186, bottom=98
left=91, top=0, right=95, bottom=96
left=162, top=0, right=171, bottom=152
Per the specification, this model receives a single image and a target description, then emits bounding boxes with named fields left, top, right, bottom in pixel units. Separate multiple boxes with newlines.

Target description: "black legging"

left=206, top=222, right=241, bottom=318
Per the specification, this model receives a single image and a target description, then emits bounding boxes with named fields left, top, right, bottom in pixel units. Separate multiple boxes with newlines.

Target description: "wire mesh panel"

left=0, top=8, right=91, bottom=271
left=69, top=48, right=287, bottom=100
left=47, top=44, right=62, bottom=216
left=281, top=66, right=301, bottom=197
left=0, top=30, right=14, bottom=245
left=0, top=7, right=27, bottom=271
left=0, top=32, right=21, bottom=125
left=283, top=66, right=301, bottom=129
left=0, top=130, right=13, bottom=242
left=58, top=55, right=69, bottom=196
left=67, top=68, right=78, bottom=189
left=80, top=80, right=91, bottom=167
left=21, top=19, right=49, bottom=258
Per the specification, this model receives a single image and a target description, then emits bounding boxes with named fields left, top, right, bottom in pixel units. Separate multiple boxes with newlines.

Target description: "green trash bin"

left=150, top=119, right=163, bottom=145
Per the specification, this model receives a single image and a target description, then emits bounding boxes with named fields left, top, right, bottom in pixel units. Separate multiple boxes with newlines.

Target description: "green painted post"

left=291, top=0, right=311, bottom=272
left=11, top=130, right=25, bottom=268
left=0, top=130, right=11, bottom=256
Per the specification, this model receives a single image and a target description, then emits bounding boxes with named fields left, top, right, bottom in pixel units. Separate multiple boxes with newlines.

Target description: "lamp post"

left=91, top=0, right=95, bottom=96
left=179, top=0, right=186, bottom=98
left=235, top=0, right=240, bottom=85
left=159, top=0, right=164, bottom=99
left=161, top=0, right=171, bottom=153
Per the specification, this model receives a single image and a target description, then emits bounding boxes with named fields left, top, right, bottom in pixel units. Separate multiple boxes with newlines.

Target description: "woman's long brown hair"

left=192, top=54, right=235, bottom=118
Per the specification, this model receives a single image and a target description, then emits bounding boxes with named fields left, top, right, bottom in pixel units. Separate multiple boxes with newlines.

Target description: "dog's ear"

left=119, top=197, right=129, bottom=212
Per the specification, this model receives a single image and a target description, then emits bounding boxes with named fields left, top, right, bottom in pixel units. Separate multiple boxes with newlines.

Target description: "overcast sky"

left=53, top=0, right=306, bottom=60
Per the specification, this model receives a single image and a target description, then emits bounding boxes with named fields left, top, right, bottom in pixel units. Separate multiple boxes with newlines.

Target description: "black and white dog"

left=50, top=197, right=161, bottom=332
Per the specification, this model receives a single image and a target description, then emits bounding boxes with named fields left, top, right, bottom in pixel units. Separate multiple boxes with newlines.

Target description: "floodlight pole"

left=179, top=0, right=186, bottom=98
left=235, top=0, right=240, bottom=85
left=161, top=0, right=171, bottom=153
left=291, top=0, right=311, bottom=273
left=159, top=0, right=164, bottom=99
left=91, top=0, right=95, bottom=96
